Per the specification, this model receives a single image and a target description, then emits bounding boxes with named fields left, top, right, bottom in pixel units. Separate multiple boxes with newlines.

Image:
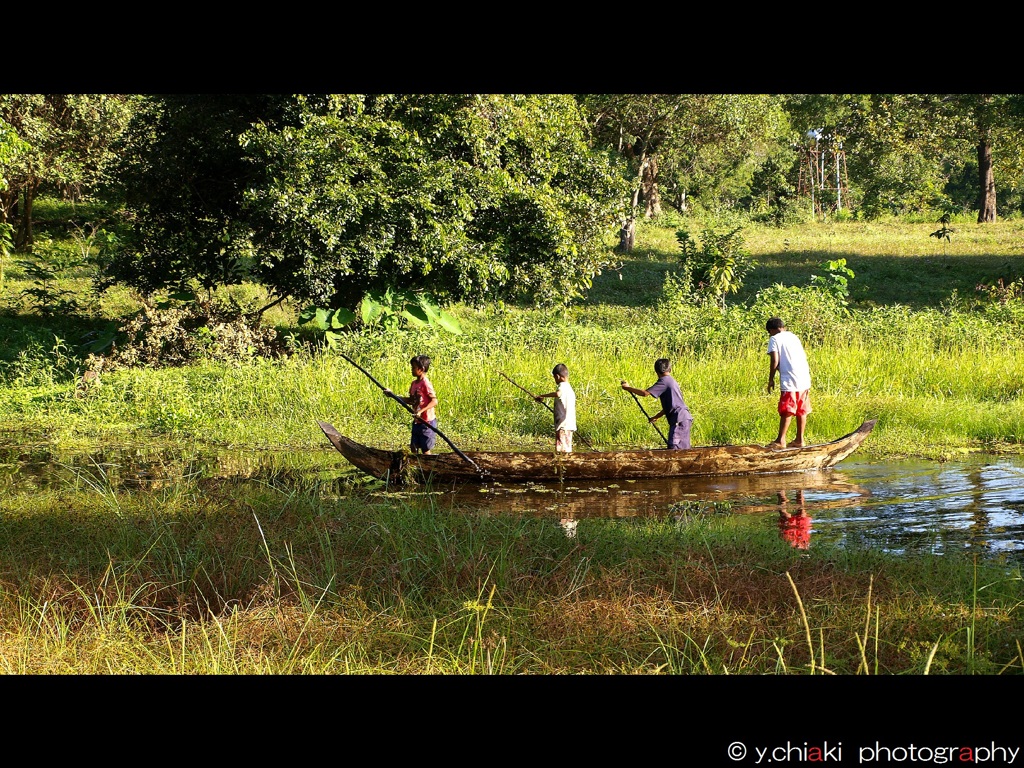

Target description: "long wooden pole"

left=340, top=353, right=483, bottom=473
left=622, top=381, right=667, bottom=444
left=498, top=371, right=594, bottom=448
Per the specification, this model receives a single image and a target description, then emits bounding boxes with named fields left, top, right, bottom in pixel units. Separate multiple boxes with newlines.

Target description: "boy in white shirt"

left=535, top=363, right=577, bottom=453
left=766, top=317, right=812, bottom=449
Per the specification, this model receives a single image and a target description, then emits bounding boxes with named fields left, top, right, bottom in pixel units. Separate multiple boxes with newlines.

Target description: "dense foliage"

left=4, top=92, right=1024, bottom=354
left=96, top=95, right=299, bottom=298
left=95, top=94, right=628, bottom=318
left=240, top=94, right=628, bottom=311
left=0, top=94, right=137, bottom=247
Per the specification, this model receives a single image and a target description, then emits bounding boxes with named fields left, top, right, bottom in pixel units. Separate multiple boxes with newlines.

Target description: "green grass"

left=0, top=476, right=1020, bottom=674
left=3, top=300, right=1021, bottom=461
left=2, top=207, right=1024, bottom=675
left=3, top=215, right=1024, bottom=459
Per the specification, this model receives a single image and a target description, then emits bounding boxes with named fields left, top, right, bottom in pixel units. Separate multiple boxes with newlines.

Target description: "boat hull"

left=318, top=419, right=877, bottom=485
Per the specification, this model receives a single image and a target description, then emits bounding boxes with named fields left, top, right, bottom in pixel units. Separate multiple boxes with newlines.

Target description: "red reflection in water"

left=778, top=489, right=811, bottom=549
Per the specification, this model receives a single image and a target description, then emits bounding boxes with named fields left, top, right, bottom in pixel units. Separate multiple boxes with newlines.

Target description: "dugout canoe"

left=317, top=418, right=877, bottom=485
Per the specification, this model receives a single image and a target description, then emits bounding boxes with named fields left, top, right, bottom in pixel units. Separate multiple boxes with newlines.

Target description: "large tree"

left=103, top=94, right=626, bottom=314
left=580, top=94, right=792, bottom=250
left=140, top=93, right=627, bottom=313
left=0, top=94, right=137, bottom=248
left=786, top=94, right=1024, bottom=221
left=101, top=94, right=299, bottom=297
left=939, top=94, right=1024, bottom=223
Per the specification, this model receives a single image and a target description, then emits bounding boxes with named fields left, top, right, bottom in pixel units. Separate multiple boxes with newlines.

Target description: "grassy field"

left=3, top=208, right=1023, bottom=460
left=1, top=476, right=1021, bottom=675
left=1, top=204, right=1023, bottom=678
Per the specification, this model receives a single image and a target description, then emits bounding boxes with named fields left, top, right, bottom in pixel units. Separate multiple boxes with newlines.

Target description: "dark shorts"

left=411, top=419, right=437, bottom=451
left=666, top=418, right=692, bottom=450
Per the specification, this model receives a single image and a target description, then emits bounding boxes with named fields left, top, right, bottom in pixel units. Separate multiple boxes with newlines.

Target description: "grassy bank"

left=1, top=475, right=1020, bottom=674
left=2, top=212, right=1023, bottom=460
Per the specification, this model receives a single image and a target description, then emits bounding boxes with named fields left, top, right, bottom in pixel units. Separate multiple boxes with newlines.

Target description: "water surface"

left=3, top=439, right=1023, bottom=564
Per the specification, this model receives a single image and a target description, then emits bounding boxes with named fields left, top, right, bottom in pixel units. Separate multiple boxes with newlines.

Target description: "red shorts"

left=778, top=390, right=812, bottom=417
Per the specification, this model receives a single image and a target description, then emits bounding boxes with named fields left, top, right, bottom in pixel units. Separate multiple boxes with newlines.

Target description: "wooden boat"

left=318, top=419, right=877, bottom=485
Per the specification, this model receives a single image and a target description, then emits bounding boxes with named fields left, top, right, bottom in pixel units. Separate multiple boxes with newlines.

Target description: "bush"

left=748, top=284, right=852, bottom=346
left=99, top=298, right=291, bottom=370
left=675, top=226, right=756, bottom=310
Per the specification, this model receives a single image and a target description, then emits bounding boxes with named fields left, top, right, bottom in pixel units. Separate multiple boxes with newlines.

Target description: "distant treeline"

left=2, top=94, right=1022, bottom=317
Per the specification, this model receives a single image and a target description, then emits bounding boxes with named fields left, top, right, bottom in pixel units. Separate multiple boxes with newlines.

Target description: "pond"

left=4, top=439, right=1024, bottom=565
left=448, top=456, right=1024, bottom=563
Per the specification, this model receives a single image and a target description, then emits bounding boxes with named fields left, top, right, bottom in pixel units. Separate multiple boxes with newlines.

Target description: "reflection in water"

left=448, top=458, right=1024, bottom=563
left=0, top=440, right=355, bottom=496
left=449, top=469, right=868, bottom=520
left=3, top=437, right=1024, bottom=564
left=816, top=459, right=1024, bottom=561
left=778, top=490, right=812, bottom=550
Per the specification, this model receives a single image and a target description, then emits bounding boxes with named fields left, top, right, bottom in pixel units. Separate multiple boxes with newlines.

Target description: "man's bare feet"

left=790, top=441, right=805, bottom=448
left=767, top=441, right=786, bottom=450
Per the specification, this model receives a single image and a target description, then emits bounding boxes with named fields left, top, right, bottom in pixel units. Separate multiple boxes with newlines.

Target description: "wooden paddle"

left=621, top=379, right=668, bottom=444
left=498, top=371, right=593, bottom=448
left=339, top=353, right=484, bottom=474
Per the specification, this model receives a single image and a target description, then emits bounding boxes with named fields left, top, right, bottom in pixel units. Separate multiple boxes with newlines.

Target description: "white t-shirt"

left=553, top=380, right=577, bottom=432
left=768, top=330, right=811, bottom=392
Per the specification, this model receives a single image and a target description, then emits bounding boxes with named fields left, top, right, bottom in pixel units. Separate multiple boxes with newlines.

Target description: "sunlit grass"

left=3, top=217, right=1024, bottom=460
left=2, top=213, right=1024, bottom=674
left=0, top=477, right=1020, bottom=674
left=6, top=309, right=1021, bottom=461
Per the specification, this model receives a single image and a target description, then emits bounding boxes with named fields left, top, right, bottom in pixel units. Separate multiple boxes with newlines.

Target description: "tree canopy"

left=5, top=91, right=1024, bottom=336
left=103, top=94, right=629, bottom=314
left=0, top=94, right=136, bottom=246
left=99, top=94, right=298, bottom=297
left=581, top=94, right=794, bottom=248
left=784, top=94, right=1024, bottom=220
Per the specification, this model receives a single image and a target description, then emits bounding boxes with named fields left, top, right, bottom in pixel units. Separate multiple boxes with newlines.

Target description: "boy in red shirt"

left=386, top=355, right=438, bottom=454
left=778, top=490, right=811, bottom=550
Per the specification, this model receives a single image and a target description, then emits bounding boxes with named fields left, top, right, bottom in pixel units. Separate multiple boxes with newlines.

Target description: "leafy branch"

left=810, top=258, right=856, bottom=311
left=675, top=226, right=755, bottom=311
left=300, top=289, right=462, bottom=349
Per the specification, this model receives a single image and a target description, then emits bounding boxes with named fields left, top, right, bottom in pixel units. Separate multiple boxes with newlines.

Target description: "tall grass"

left=1, top=212, right=1023, bottom=675
left=7, top=301, right=1020, bottom=460
left=0, top=474, right=1020, bottom=674
left=3, top=216, right=1023, bottom=460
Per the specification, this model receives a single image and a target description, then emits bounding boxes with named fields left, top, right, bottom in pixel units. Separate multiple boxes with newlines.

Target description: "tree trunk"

left=674, top=189, right=688, bottom=212
left=16, top=186, right=35, bottom=249
left=640, top=155, right=661, bottom=218
left=618, top=216, right=636, bottom=252
left=0, top=190, right=17, bottom=224
left=976, top=137, right=996, bottom=223
left=617, top=181, right=642, bottom=253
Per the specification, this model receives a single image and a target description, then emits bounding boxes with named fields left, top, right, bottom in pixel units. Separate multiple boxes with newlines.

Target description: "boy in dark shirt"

left=621, top=358, right=694, bottom=449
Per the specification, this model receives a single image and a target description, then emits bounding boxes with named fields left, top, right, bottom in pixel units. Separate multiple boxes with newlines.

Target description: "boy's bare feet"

left=790, top=441, right=805, bottom=448
left=767, top=441, right=786, bottom=450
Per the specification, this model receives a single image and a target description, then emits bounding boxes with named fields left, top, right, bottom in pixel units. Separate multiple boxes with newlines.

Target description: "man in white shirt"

left=766, top=317, right=812, bottom=449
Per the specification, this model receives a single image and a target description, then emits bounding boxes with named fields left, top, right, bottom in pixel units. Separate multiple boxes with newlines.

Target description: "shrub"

left=100, top=298, right=291, bottom=370
left=675, top=226, right=756, bottom=310
left=809, top=258, right=856, bottom=313
left=748, top=284, right=852, bottom=345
